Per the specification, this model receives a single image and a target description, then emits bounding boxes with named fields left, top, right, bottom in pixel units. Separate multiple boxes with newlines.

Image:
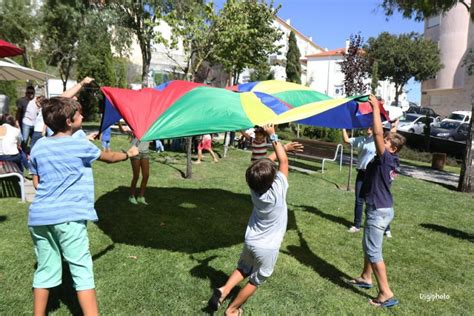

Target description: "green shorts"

left=29, top=221, right=95, bottom=290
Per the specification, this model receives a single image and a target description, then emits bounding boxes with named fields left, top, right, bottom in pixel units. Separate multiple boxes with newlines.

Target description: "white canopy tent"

left=0, top=60, right=53, bottom=81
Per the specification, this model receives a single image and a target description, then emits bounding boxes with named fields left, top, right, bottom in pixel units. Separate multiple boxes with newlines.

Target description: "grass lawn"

left=1, top=135, right=473, bottom=315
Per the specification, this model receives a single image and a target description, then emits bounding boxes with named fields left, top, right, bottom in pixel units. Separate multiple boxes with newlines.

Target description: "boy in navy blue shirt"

left=350, top=95, right=405, bottom=308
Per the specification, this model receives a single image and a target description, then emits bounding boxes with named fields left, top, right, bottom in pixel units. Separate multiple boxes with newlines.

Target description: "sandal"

left=348, top=277, right=373, bottom=289
left=369, top=297, right=399, bottom=308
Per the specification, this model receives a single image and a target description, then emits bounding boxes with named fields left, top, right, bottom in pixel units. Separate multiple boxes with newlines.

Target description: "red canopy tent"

left=0, top=40, right=23, bottom=58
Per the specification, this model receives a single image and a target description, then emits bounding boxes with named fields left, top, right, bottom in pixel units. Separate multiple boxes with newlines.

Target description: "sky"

left=214, top=0, right=424, bottom=102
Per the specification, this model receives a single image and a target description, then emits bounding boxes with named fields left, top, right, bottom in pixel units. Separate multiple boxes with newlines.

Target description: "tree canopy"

left=286, top=31, right=301, bottom=84
left=340, top=34, right=369, bottom=96
left=366, top=32, right=442, bottom=103
left=381, top=0, right=472, bottom=21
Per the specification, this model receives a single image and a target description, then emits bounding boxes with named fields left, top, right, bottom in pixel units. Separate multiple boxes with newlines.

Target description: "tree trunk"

left=141, top=49, right=151, bottom=87
left=458, top=91, right=474, bottom=192
left=186, top=137, right=193, bottom=179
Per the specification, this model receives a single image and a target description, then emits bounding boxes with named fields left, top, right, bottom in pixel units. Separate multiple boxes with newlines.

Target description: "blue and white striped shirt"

left=28, top=136, right=101, bottom=226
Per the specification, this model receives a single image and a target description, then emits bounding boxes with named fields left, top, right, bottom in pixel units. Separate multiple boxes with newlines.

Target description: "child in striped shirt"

left=241, top=126, right=269, bottom=161
left=28, top=96, right=138, bottom=316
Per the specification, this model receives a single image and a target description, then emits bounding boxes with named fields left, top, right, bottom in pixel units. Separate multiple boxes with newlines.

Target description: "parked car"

left=390, top=100, right=410, bottom=112
left=430, top=121, right=469, bottom=141
left=443, top=110, right=471, bottom=124
left=406, top=106, right=440, bottom=118
left=391, top=113, right=440, bottom=134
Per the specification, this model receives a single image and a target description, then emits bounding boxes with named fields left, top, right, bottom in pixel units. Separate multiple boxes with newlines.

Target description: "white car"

left=443, top=111, right=471, bottom=124
left=392, top=114, right=441, bottom=134
left=390, top=100, right=410, bottom=112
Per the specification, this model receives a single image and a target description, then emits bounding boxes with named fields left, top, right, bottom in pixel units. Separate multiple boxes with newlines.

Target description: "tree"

left=339, top=33, right=370, bottom=191
left=41, top=0, right=85, bottom=91
left=286, top=31, right=301, bottom=83
left=340, top=34, right=369, bottom=96
left=0, top=0, right=39, bottom=67
left=381, top=0, right=472, bottom=21
left=162, top=0, right=281, bottom=177
left=379, top=0, right=474, bottom=192
left=214, top=0, right=282, bottom=85
left=76, top=10, right=116, bottom=121
left=250, top=61, right=274, bottom=82
left=164, top=1, right=217, bottom=83
left=366, top=32, right=442, bottom=105
left=108, top=1, right=170, bottom=87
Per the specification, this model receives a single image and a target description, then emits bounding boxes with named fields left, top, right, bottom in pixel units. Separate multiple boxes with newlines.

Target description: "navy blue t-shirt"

left=360, top=150, right=399, bottom=209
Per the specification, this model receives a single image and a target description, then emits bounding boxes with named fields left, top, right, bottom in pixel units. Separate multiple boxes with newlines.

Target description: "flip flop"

left=208, top=288, right=223, bottom=311
left=348, top=278, right=373, bottom=289
left=369, top=297, right=399, bottom=308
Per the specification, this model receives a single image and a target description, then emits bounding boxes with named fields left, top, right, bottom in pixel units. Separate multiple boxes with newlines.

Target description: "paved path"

left=292, top=155, right=460, bottom=189
left=398, top=164, right=459, bottom=188
left=24, top=179, right=36, bottom=202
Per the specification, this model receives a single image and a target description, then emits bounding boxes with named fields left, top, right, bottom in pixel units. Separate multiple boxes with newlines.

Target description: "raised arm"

left=263, top=124, right=289, bottom=178
left=240, top=130, right=251, bottom=140
left=390, top=118, right=399, bottom=133
left=342, top=129, right=351, bottom=144
left=369, top=95, right=385, bottom=156
left=61, top=77, right=94, bottom=98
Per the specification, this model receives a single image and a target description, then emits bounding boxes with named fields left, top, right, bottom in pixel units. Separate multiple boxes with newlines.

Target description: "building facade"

left=421, top=1, right=473, bottom=117
left=305, top=47, right=406, bottom=103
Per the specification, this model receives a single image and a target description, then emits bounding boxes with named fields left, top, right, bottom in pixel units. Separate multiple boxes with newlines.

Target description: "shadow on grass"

left=0, top=215, right=6, bottom=222
left=189, top=255, right=241, bottom=314
left=420, top=223, right=473, bottom=243
left=298, top=205, right=352, bottom=228
left=95, top=187, right=252, bottom=253
left=0, top=178, right=22, bottom=199
left=42, top=244, right=116, bottom=315
left=45, top=264, right=82, bottom=315
left=283, top=229, right=371, bottom=299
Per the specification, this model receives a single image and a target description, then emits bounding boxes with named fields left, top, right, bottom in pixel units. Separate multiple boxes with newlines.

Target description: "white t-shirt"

left=245, top=171, right=289, bottom=249
left=34, top=110, right=45, bottom=132
left=349, top=135, right=376, bottom=170
left=0, top=124, right=21, bottom=155
left=22, top=99, right=39, bottom=126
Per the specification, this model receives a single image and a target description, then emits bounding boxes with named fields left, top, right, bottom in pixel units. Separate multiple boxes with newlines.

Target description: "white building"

left=305, top=46, right=406, bottom=103
left=239, top=17, right=324, bottom=84
left=421, top=1, right=473, bottom=117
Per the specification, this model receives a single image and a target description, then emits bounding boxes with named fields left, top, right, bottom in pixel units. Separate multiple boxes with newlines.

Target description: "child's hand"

left=127, top=146, right=139, bottom=158
left=263, top=124, right=275, bottom=136
left=284, top=141, right=304, bottom=153
left=87, top=132, right=98, bottom=141
left=368, top=95, right=378, bottom=109
left=81, top=77, right=95, bottom=85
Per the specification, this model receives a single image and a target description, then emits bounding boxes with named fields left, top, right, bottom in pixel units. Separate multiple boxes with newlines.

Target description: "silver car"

left=395, top=114, right=440, bottom=134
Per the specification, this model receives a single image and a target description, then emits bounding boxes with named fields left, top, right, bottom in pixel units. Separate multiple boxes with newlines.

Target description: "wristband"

left=269, top=133, right=279, bottom=142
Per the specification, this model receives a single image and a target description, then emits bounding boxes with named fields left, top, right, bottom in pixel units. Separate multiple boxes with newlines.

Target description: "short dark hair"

left=245, top=158, right=277, bottom=195
left=1, top=114, right=15, bottom=126
left=42, top=97, right=81, bottom=133
left=26, top=86, right=35, bottom=93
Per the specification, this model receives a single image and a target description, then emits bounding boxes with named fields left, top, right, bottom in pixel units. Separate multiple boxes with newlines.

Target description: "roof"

left=274, top=16, right=324, bottom=51
left=306, top=48, right=345, bottom=58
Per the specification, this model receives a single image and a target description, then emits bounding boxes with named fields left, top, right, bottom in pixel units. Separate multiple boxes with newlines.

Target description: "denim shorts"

left=29, top=221, right=95, bottom=290
left=237, top=243, right=280, bottom=286
left=363, top=204, right=394, bottom=263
